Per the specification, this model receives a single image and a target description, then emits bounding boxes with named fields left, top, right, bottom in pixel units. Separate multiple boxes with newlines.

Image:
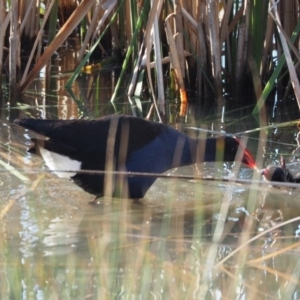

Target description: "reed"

left=0, top=0, right=299, bottom=117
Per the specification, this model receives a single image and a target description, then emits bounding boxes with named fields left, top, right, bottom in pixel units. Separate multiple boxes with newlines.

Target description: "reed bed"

left=0, top=0, right=299, bottom=119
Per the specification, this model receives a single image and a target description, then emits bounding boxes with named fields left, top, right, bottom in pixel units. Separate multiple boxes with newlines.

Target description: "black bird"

left=14, top=114, right=256, bottom=200
left=261, top=157, right=300, bottom=183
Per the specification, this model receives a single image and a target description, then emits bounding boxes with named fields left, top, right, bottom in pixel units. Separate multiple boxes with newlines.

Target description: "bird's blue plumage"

left=125, top=128, right=195, bottom=198
left=14, top=114, right=255, bottom=199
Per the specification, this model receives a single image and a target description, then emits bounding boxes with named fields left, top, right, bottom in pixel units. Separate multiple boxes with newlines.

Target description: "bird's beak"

left=242, top=149, right=257, bottom=169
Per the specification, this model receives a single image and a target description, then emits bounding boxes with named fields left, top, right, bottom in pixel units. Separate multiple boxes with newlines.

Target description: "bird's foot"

left=89, top=195, right=101, bottom=205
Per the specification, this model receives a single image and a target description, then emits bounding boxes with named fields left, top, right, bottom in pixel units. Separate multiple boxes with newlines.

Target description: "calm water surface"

left=1, top=50, right=300, bottom=298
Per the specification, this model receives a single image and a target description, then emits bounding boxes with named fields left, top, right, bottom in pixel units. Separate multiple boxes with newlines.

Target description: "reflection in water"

left=2, top=167, right=297, bottom=297
left=43, top=216, right=83, bottom=256
left=19, top=195, right=40, bottom=258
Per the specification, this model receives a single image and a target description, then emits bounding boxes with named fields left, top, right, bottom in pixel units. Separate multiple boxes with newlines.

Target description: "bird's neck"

left=169, top=136, right=221, bottom=168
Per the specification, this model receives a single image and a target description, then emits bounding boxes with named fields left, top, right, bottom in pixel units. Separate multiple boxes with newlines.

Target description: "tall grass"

left=1, top=0, right=300, bottom=118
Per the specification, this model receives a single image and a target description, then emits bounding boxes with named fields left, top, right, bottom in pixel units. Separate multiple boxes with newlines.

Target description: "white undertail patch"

left=39, top=147, right=82, bottom=178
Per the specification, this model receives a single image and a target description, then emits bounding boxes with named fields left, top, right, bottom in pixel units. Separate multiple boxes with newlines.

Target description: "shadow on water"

left=1, top=48, right=300, bottom=298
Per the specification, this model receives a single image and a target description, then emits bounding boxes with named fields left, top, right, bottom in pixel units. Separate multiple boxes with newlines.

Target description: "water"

left=1, top=49, right=300, bottom=299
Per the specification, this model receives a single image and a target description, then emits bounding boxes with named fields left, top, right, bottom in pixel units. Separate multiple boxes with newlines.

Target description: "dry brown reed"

left=0, top=0, right=298, bottom=117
